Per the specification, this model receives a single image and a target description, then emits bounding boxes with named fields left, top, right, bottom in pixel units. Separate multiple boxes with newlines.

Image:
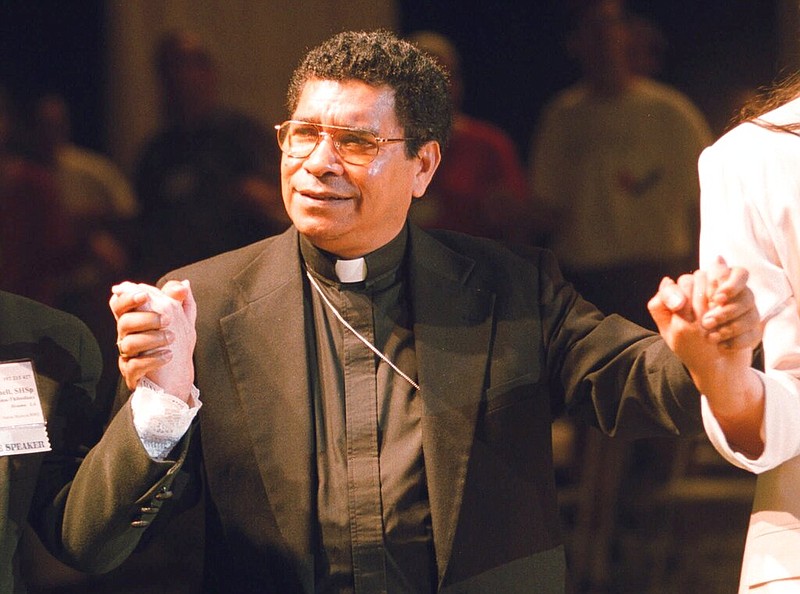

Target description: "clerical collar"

left=334, top=258, right=367, bottom=283
left=300, top=226, right=408, bottom=285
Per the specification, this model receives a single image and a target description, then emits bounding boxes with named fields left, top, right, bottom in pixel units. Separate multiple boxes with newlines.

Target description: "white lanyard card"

left=0, top=360, right=51, bottom=456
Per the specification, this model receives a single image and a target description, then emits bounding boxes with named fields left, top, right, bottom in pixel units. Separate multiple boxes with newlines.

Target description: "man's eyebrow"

left=293, top=119, right=380, bottom=134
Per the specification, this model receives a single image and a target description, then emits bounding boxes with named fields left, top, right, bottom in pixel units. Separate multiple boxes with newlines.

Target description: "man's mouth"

left=299, top=190, right=349, bottom=201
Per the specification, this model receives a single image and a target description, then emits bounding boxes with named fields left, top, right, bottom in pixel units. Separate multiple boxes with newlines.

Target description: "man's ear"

left=411, top=140, right=441, bottom=198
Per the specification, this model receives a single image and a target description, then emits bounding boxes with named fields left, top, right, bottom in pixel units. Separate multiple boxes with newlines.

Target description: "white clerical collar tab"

left=335, top=258, right=367, bottom=283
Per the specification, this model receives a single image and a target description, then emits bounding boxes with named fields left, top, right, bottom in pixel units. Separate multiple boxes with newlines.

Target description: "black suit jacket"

left=64, top=225, right=702, bottom=593
left=0, top=291, right=101, bottom=592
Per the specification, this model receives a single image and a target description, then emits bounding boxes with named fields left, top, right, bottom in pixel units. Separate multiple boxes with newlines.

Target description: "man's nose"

left=303, top=132, right=343, bottom=173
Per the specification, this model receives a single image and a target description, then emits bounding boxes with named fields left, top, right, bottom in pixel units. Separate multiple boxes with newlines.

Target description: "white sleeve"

left=130, top=376, right=202, bottom=460
left=699, top=132, right=800, bottom=471
left=701, top=370, right=800, bottom=473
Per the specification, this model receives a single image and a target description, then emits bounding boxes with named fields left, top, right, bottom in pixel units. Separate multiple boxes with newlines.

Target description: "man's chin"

left=295, top=221, right=349, bottom=250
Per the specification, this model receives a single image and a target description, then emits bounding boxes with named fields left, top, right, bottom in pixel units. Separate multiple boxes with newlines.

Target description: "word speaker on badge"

left=0, top=360, right=51, bottom=456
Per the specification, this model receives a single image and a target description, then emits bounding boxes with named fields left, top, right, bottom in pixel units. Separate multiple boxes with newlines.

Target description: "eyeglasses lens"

left=276, top=122, right=378, bottom=165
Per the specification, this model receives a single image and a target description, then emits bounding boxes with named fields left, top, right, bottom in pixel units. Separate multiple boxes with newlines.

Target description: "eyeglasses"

left=275, top=120, right=416, bottom=166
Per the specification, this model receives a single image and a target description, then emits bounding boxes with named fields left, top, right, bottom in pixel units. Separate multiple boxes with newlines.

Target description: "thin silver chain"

left=305, top=269, right=420, bottom=391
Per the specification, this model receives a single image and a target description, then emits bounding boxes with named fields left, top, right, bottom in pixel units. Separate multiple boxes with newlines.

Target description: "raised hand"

left=110, top=280, right=197, bottom=399
left=648, top=257, right=765, bottom=456
left=648, top=257, right=761, bottom=361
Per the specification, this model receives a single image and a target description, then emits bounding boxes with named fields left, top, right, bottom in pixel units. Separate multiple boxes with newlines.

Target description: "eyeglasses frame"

left=275, top=120, right=417, bottom=165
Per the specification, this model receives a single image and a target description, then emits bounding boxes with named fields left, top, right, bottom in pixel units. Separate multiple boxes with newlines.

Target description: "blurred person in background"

left=528, top=0, right=712, bottom=330
left=33, top=93, right=138, bottom=279
left=33, top=93, right=139, bottom=406
left=527, top=2, right=714, bottom=588
left=626, top=13, right=668, bottom=79
left=132, top=30, right=288, bottom=283
left=0, top=87, right=78, bottom=306
left=407, top=30, right=528, bottom=243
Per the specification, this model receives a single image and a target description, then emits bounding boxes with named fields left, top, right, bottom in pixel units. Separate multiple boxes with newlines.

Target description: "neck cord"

left=305, top=269, right=420, bottom=391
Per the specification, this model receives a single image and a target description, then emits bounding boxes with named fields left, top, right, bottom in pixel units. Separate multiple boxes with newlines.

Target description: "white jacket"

left=700, top=96, right=800, bottom=592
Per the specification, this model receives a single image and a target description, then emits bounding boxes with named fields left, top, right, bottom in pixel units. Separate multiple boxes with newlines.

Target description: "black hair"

left=286, top=29, right=452, bottom=156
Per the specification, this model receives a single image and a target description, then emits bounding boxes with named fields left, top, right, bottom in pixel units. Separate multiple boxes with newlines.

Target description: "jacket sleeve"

left=537, top=248, right=704, bottom=440
left=57, top=399, right=194, bottom=574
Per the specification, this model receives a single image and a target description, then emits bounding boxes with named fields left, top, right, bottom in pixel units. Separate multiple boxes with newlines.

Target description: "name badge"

left=0, top=360, right=51, bottom=456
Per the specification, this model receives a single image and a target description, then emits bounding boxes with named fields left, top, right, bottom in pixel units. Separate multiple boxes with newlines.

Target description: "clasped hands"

left=648, top=256, right=762, bottom=373
left=649, top=258, right=765, bottom=456
left=110, top=279, right=197, bottom=400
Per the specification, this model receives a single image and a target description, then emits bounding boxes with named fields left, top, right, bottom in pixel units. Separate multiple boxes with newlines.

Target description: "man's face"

left=281, top=79, right=439, bottom=258
left=571, top=0, right=630, bottom=79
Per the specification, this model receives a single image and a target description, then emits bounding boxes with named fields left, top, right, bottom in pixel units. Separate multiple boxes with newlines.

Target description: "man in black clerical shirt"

left=63, top=30, right=761, bottom=593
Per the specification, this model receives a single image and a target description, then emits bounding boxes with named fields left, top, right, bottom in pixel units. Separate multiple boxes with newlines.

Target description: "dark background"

left=0, top=1, right=781, bottom=159
left=398, top=0, right=780, bottom=156
left=0, top=1, right=107, bottom=151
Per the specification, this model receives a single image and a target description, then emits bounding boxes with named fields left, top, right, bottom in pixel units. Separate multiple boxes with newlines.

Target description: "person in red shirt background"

left=406, top=31, right=528, bottom=243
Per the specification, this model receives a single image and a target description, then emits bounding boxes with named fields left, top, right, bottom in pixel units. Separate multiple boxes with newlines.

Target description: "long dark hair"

left=733, top=70, right=800, bottom=136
